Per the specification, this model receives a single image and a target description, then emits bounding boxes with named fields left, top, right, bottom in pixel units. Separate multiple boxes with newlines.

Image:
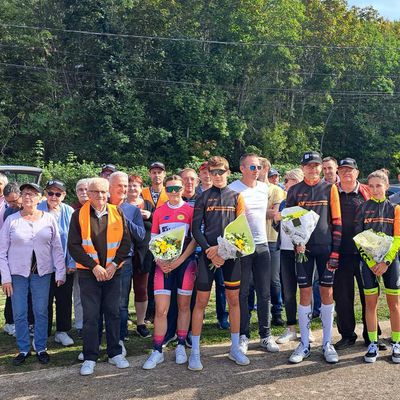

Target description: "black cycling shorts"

left=361, top=258, right=400, bottom=296
left=296, top=245, right=334, bottom=288
left=196, top=252, right=241, bottom=292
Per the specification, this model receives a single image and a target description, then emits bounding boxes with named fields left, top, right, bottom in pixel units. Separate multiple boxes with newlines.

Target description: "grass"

left=0, top=282, right=390, bottom=373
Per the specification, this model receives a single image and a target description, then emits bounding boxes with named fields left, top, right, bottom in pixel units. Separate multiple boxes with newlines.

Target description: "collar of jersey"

left=304, top=177, right=321, bottom=186
left=371, top=196, right=386, bottom=203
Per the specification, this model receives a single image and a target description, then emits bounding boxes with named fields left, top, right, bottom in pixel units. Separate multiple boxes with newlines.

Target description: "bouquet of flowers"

left=281, top=206, right=320, bottom=263
left=216, top=214, right=255, bottom=261
left=149, top=226, right=186, bottom=263
left=353, top=229, right=393, bottom=267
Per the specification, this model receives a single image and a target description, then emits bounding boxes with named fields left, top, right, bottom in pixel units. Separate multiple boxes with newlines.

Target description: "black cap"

left=149, top=161, right=166, bottom=171
left=45, top=179, right=67, bottom=192
left=268, top=168, right=279, bottom=178
left=338, top=157, right=358, bottom=169
left=301, top=151, right=322, bottom=165
left=101, top=164, right=117, bottom=173
left=20, top=183, right=43, bottom=195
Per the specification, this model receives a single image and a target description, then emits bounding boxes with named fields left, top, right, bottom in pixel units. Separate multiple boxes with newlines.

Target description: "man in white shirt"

left=229, top=153, right=279, bottom=354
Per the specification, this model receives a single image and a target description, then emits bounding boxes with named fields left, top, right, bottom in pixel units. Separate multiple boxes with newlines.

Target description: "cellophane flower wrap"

left=281, top=206, right=320, bottom=263
left=353, top=229, right=393, bottom=267
left=216, top=214, right=255, bottom=260
left=149, top=226, right=186, bottom=262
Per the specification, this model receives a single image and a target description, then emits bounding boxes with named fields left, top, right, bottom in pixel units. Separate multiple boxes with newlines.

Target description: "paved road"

left=1, top=322, right=398, bottom=400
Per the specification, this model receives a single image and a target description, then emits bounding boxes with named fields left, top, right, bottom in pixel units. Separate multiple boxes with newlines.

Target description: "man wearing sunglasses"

left=229, top=153, right=280, bottom=354
left=37, top=180, right=76, bottom=347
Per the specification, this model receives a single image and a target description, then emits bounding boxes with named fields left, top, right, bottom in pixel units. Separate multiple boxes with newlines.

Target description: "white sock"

left=298, top=304, right=312, bottom=348
left=231, top=332, right=239, bottom=348
left=191, top=335, right=200, bottom=353
left=320, top=303, right=334, bottom=347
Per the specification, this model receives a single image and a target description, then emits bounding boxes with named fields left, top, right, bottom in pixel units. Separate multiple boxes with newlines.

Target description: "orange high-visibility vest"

left=76, top=201, right=123, bottom=270
left=142, top=187, right=168, bottom=208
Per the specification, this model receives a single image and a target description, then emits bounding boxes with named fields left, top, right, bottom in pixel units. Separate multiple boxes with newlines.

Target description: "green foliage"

left=0, top=0, right=399, bottom=175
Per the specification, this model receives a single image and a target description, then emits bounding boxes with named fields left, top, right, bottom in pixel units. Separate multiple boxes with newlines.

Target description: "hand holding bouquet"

left=149, top=227, right=186, bottom=274
left=281, top=206, right=320, bottom=263
left=353, top=229, right=393, bottom=268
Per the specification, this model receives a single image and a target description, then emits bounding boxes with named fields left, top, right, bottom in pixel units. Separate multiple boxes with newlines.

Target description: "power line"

left=1, top=23, right=398, bottom=51
left=1, top=62, right=398, bottom=97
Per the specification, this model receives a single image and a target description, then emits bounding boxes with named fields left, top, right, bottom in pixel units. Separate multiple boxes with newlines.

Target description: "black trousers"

left=240, top=243, right=271, bottom=338
left=79, top=270, right=122, bottom=361
left=280, top=250, right=298, bottom=326
left=333, top=254, right=366, bottom=339
left=48, top=272, right=74, bottom=335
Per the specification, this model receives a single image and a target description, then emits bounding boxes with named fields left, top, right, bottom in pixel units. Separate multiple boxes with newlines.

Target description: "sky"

left=347, top=0, right=400, bottom=20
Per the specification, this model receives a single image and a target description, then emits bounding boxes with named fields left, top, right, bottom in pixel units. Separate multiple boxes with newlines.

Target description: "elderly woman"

left=127, top=174, right=154, bottom=338
left=38, top=180, right=75, bottom=346
left=0, top=183, right=65, bottom=365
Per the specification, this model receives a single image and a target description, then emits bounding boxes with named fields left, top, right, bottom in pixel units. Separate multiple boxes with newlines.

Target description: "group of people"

left=0, top=151, right=399, bottom=376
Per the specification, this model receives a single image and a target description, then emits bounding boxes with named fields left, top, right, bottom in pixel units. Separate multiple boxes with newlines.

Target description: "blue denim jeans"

left=119, top=259, right=133, bottom=340
left=11, top=273, right=51, bottom=353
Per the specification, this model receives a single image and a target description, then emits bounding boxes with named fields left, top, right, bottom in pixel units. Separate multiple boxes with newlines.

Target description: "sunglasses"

left=249, top=165, right=262, bottom=171
left=209, top=169, right=227, bottom=176
left=166, top=185, right=183, bottom=193
left=47, top=191, right=63, bottom=198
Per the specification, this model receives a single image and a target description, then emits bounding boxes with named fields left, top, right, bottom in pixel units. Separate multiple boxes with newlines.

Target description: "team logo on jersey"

left=177, top=214, right=185, bottom=220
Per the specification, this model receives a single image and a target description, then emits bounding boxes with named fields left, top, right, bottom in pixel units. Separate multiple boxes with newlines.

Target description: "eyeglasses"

left=249, top=165, right=262, bottom=171
left=209, top=169, right=227, bottom=176
left=47, top=191, right=63, bottom=198
left=21, top=192, right=39, bottom=198
left=166, top=185, right=183, bottom=193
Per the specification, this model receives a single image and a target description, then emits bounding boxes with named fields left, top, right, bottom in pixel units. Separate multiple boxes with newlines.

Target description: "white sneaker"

left=289, top=343, right=311, bottom=364
left=260, top=336, right=280, bottom=352
left=228, top=346, right=250, bottom=366
left=55, top=331, right=74, bottom=346
left=3, top=323, right=15, bottom=336
left=78, top=352, right=84, bottom=361
left=109, top=354, right=130, bottom=369
left=239, top=335, right=249, bottom=355
left=392, top=342, right=400, bottom=363
left=143, top=350, right=164, bottom=370
left=80, top=360, right=96, bottom=376
left=188, top=351, right=203, bottom=371
left=175, top=344, right=187, bottom=364
left=323, top=342, right=339, bottom=363
left=276, top=328, right=297, bottom=344
left=119, top=340, right=127, bottom=357
left=364, top=342, right=378, bottom=363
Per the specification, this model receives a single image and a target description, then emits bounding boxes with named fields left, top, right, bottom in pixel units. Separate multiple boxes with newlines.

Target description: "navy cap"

left=20, top=183, right=43, bottom=195
left=45, top=179, right=67, bottom=192
left=149, top=161, right=166, bottom=171
left=268, top=168, right=279, bottom=178
left=338, top=158, right=358, bottom=169
left=101, top=164, right=117, bottom=173
left=301, top=151, right=322, bottom=165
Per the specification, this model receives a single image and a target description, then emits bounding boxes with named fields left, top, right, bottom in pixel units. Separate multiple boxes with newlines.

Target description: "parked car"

left=388, top=184, right=400, bottom=197
left=0, top=165, right=43, bottom=184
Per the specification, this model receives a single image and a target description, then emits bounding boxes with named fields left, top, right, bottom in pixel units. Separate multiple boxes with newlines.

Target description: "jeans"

left=269, top=241, right=283, bottom=318
left=119, top=259, right=133, bottom=340
left=73, top=271, right=83, bottom=330
left=215, top=268, right=228, bottom=323
left=240, top=243, right=271, bottom=338
left=11, top=273, right=51, bottom=353
left=79, top=270, right=122, bottom=361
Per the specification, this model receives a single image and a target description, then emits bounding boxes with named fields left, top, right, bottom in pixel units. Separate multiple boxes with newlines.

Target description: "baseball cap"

left=101, top=164, right=117, bottom=173
left=338, top=158, right=358, bottom=169
left=149, top=161, right=166, bottom=171
left=20, top=183, right=43, bottom=195
left=268, top=168, right=279, bottom=178
left=301, top=151, right=322, bottom=165
left=45, top=179, right=67, bottom=192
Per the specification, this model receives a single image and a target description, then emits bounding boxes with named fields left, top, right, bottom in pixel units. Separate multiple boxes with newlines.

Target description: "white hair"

left=109, top=171, right=128, bottom=184
left=87, top=177, right=109, bottom=191
left=0, top=173, right=9, bottom=186
left=75, top=178, right=90, bottom=191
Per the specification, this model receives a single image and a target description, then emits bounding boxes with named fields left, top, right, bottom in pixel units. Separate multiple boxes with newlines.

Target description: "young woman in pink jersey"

left=143, top=175, right=197, bottom=369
